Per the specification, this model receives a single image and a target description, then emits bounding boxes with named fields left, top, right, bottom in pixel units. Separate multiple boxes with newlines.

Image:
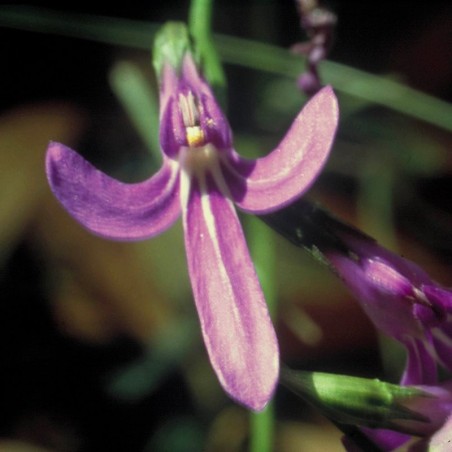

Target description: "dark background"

left=0, top=2, right=451, bottom=451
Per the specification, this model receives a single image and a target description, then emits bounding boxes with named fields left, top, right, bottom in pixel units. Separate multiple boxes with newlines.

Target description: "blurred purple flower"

left=292, top=0, right=337, bottom=95
left=263, top=199, right=452, bottom=389
left=327, top=231, right=452, bottom=387
left=261, top=175, right=452, bottom=448
left=45, top=40, right=339, bottom=409
left=337, top=241, right=452, bottom=452
left=343, top=381, right=452, bottom=451
left=318, top=222, right=452, bottom=451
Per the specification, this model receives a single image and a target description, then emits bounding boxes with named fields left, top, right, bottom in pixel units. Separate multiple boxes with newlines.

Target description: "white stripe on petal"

left=181, top=168, right=279, bottom=410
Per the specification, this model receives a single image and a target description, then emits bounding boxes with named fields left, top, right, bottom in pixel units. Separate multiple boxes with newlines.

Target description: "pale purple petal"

left=181, top=171, right=279, bottom=410
left=159, top=62, right=179, bottom=120
left=224, top=85, right=338, bottom=213
left=401, top=337, right=437, bottom=385
left=327, top=252, right=422, bottom=341
left=46, top=141, right=180, bottom=240
left=432, top=319, right=452, bottom=372
left=363, top=258, right=414, bottom=298
left=426, top=413, right=452, bottom=450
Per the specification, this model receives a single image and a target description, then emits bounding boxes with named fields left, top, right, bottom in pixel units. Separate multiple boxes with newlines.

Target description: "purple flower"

left=291, top=0, right=337, bottom=95
left=45, top=26, right=338, bottom=411
left=331, top=234, right=452, bottom=451
left=327, top=231, right=452, bottom=387
left=262, top=199, right=452, bottom=389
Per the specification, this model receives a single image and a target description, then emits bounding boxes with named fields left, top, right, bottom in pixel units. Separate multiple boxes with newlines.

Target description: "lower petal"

left=181, top=171, right=279, bottom=411
left=46, top=142, right=181, bottom=240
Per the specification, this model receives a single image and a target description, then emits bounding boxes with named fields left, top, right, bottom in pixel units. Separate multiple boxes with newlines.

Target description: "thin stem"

left=215, top=34, right=452, bottom=133
left=1, top=6, right=450, bottom=132
left=358, top=158, right=397, bottom=250
left=108, top=60, right=160, bottom=160
left=250, top=404, right=275, bottom=452
left=189, top=0, right=213, bottom=39
left=247, top=217, right=277, bottom=452
left=188, top=0, right=226, bottom=90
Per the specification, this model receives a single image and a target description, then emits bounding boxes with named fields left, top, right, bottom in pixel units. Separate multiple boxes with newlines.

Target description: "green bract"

left=152, top=22, right=198, bottom=78
left=282, top=369, right=428, bottom=429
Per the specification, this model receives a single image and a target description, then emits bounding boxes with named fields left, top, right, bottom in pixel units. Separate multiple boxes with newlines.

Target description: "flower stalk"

left=248, top=217, right=277, bottom=451
left=188, top=0, right=226, bottom=92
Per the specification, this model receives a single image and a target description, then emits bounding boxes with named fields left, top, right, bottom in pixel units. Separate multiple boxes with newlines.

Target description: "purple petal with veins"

left=181, top=171, right=279, bottom=410
left=224, top=85, right=338, bottom=213
left=401, top=337, right=437, bottom=385
left=46, top=141, right=181, bottom=240
left=325, top=229, right=452, bottom=387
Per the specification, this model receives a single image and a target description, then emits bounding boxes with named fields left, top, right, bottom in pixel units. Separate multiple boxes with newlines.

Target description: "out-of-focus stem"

left=188, top=0, right=226, bottom=91
left=248, top=217, right=277, bottom=452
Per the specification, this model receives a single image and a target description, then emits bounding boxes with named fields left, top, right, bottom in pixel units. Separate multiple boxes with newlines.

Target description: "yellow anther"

left=187, top=126, right=205, bottom=147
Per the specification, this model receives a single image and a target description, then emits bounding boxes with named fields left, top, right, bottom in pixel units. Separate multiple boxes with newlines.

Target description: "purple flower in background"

left=291, top=0, right=337, bottom=95
left=329, top=235, right=452, bottom=451
left=45, top=23, right=339, bottom=410
left=343, top=381, right=452, bottom=452
left=327, top=231, right=452, bottom=387
left=263, top=199, right=452, bottom=390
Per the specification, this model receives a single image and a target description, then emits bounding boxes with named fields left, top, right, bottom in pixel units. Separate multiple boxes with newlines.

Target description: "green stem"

left=357, top=158, right=397, bottom=250
left=250, top=403, right=275, bottom=452
left=108, top=60, right=160, bottom=159
left=215, top=35, right=452, bottom=133
left=2, top=7, right=449, bottom=132
left=247, top=217, right=277, bottom=452
left=188, top=0, right=226, bottom=90
left=189, top=0, right=213, bottom=41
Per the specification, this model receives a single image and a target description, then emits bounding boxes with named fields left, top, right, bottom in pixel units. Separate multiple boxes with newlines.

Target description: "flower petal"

left=181, top=171, right=279, bottom=411
left=46, top=141, right=181, bottom=240
left=356, top=428, right=411, bottom=452
left=428, top=413, right=452, bottom=450
left=224, top=85, right=339, bottom=213
left=401, top=337, right=437, bottom=385
left=432, top=320, right=452, bottom=372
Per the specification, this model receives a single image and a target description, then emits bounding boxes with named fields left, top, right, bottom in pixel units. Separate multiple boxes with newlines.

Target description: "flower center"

left=181, top=144, right=219, bottom=177
left=179, top=91, right=206, bottom=147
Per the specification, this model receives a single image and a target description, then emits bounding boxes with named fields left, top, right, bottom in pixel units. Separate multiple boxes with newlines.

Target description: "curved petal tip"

left=223, top=351, right=279, bottom=412
left=225, top=85, right=339, bottom=213
left=45, top=141, right=181, bottom=240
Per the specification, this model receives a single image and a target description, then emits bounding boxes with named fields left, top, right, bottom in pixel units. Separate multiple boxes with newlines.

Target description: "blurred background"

left=0, top=1, right=451, bottom=451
